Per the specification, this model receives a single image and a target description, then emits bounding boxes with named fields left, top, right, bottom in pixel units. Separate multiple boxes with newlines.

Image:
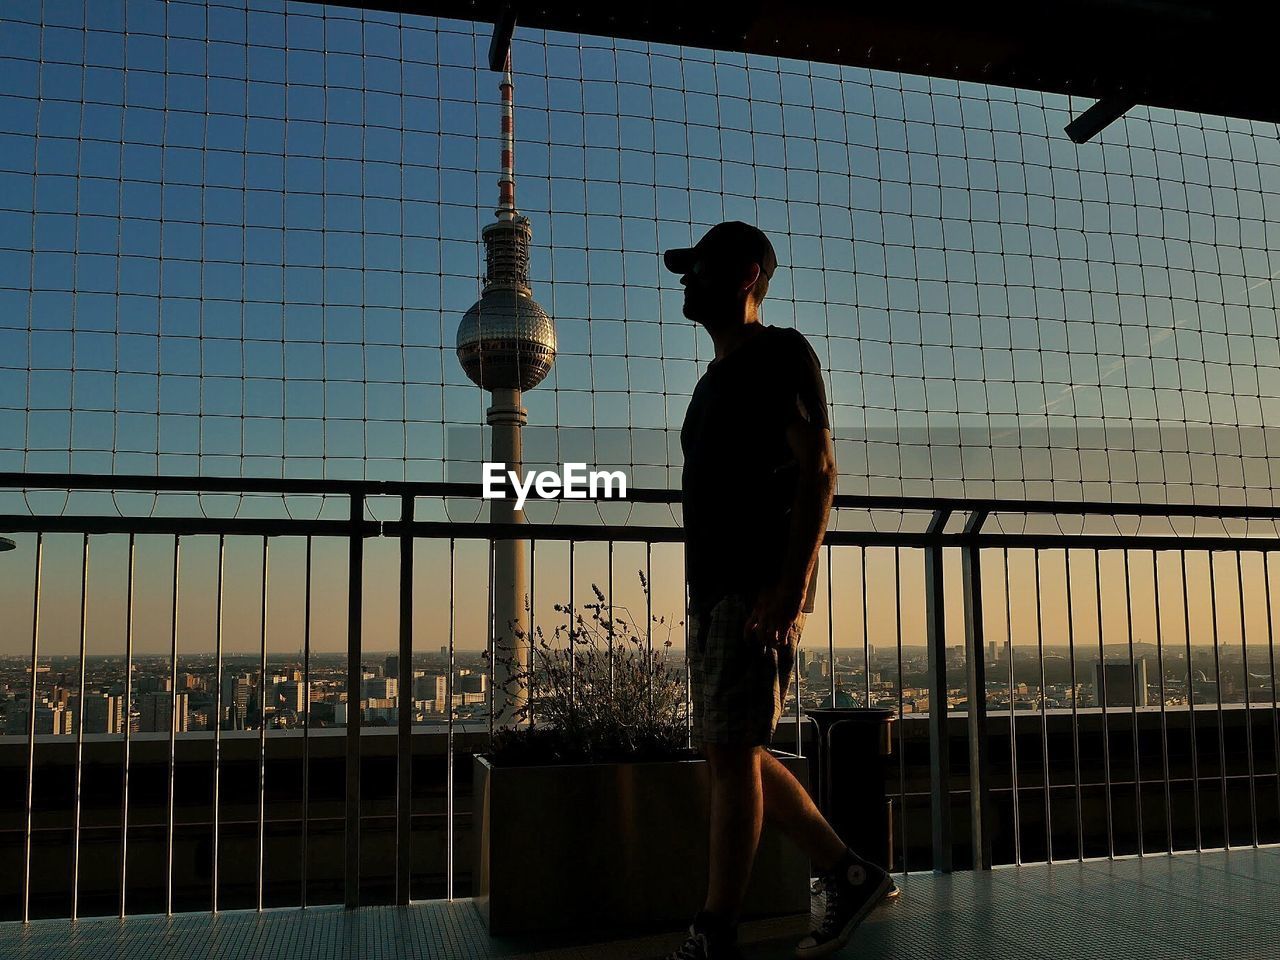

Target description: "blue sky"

left=0, top=1, right=1279, bottom=657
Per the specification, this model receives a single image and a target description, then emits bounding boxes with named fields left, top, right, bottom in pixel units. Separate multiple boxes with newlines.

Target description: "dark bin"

left=805, top=707, right=896, bottom=871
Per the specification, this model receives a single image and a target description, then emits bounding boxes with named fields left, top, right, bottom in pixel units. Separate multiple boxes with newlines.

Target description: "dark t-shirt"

left=680, top=323, right=831, bottom=615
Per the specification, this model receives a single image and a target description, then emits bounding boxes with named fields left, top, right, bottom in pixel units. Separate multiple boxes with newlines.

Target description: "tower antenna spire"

left=497, top=51, right=517, bottom=220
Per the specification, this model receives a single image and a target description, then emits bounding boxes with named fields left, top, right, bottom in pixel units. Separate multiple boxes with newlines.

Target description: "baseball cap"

left=663, top=221, right=778, bottom=280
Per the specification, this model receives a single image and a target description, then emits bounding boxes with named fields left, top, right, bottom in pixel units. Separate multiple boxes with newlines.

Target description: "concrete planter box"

left=473, top=750, right=811, bottom=937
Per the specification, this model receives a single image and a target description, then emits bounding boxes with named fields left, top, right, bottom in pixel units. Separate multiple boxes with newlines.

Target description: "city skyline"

left=2, top=636, right=1270, bottom=739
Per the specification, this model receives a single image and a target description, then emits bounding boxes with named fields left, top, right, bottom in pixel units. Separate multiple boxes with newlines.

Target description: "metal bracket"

left=1065, top=95, right=1136, bottom=144
left=489, top=3, right=517, bottom=72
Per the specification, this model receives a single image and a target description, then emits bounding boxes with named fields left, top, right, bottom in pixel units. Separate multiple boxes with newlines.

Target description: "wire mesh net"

left=0, top=0, right=1278, bottom=509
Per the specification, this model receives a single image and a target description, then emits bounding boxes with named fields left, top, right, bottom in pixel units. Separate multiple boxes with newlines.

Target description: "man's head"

left=663, top=221, right=778, bottom=328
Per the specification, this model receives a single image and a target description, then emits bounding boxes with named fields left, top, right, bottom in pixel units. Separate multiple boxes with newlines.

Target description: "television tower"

left=456, top=52, right=555, bottom=727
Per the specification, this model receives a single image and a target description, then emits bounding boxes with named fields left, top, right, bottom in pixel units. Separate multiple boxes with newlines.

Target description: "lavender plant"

left=482, top=571, right=693, bottom=766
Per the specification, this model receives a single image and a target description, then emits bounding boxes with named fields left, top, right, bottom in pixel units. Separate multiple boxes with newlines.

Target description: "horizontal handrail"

left=3, top=472, right=1280, bottom=521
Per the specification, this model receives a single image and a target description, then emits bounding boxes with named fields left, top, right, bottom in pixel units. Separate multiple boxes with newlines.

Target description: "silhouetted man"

left=662, top=222, right=895, bottom=960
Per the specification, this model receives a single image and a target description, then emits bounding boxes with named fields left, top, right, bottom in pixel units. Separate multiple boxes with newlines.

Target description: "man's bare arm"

left=775, top=418, right=837, bottom=612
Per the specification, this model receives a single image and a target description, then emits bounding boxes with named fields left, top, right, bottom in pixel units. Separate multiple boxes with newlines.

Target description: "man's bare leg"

left=702, top=742, right=765, bottom=924
left=759, top=748, right=846, bottom=872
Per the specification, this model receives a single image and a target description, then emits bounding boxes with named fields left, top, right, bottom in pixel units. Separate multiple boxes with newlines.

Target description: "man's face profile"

left=679, top=252, right=757, bottom=326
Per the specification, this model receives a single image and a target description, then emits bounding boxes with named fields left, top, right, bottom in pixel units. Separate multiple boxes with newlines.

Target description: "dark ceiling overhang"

left=321, top=1, right=1280, bottom=128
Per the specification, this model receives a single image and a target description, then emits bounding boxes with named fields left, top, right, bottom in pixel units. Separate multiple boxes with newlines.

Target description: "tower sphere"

left=457, top=289, right=556, bottom=391
left=456, top=216, right=556, bottom=391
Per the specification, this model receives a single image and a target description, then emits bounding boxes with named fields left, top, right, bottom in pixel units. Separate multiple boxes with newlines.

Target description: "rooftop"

left=3, top=847, right=1277, bottom=959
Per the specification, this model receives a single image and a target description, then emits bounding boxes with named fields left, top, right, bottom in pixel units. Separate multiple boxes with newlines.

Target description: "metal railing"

left=1, top=472, right=1279, bottom=920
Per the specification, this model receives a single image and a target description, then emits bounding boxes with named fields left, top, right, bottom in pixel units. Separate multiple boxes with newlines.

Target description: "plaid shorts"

left=687, top=592, right=807, bottom=747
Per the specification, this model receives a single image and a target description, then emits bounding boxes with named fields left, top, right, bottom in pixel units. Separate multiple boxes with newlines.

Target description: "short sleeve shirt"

left=680, top=324, right=831, bottom=615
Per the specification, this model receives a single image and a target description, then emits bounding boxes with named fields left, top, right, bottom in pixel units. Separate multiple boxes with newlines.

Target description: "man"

left=662, top=222, right=895, bottom=960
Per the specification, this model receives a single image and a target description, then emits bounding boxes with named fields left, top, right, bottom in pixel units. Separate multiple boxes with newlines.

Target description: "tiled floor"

left=3, top=847, right=1278, bottom=960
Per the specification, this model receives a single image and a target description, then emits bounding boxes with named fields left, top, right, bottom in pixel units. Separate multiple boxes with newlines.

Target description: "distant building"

left=364, top=698, right=397, bottom=724
left=221, top=673, right=252, bottom=729
left=414, top=674, right=447, bottom=707
left=385, top=655, right=399, bottom=679
left=361, top=677, right=398, bottom=700
left=8, top=698, right=75, bottom=735
left=35, top=703, right=74, bottom=735
left=278, top=680, right=307, bottom=713
left=140, top=692, right=190, bottom=733
left=1094, top=660, right=1149, bottom=708
left=819, top=687, right=857, bottom=708
left=82, top=693, right=125, bottom=734
left=4, top=701, right=34, bottom=735
left=136, top=675, right=172, bottom=695
left=458, top=673, right=486, bottom=695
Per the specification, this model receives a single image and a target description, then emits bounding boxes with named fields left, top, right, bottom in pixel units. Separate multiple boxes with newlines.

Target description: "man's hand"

left=746, top=581, right=805, bottom=701
left=745, top=581, right=803, bottom=653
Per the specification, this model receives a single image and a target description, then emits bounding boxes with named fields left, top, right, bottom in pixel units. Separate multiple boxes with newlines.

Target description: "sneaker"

left=664, top=917, right=744, bottom=960
left=813, top=874, right=899, bottom=900
left=795, top=857, right=894, bottom=959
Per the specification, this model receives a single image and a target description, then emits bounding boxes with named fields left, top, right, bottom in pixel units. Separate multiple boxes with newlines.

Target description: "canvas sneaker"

left=664, top=915, right=744, bottom=960
left=795, top=856, right=895, bottom=959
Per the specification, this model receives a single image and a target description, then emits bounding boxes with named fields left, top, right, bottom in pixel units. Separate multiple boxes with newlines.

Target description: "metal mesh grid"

left=0, top=0, right=1278, bottom=504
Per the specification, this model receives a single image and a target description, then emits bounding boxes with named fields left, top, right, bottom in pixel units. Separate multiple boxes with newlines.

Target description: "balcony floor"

left=4, top=847, right=1278, bottom=960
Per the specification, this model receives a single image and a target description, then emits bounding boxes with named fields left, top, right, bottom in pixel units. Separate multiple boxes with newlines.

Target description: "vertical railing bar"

left=1033, top=549, right=1051, bottom=863
left=1180, top=550, right=1202, bottom=851
left=120, top=533, right=136, bottom=918
left=22, top=533, right=43, bottom=924
left=486, top=538, right=495, bottom=742
left=301, top=535, right=312, bottom=908
left=862, top=545, right=870, bottom=705
left=792, top=657, right=803, bottom=755
left=1207, top=551, right=1229, bottom=848
left=644, top=540, right=652, bottom=720
left=1152, top=550, right=1173, bottom=854
left=682, top=552, right=692, bottom=747
left=1063, top=549, right=1084, bottom=862
left=924, top=511, right=952, bottom=872
left=396, top=494, right=413, bottom=906
left=608, top=539, right=615, bottom=693
left=1003, top=547, right=1020, bottom=866
left=256, top=536, right=269, bottom=911
left=71, top=535, right=89, bottom=921
left=1094, top=549, right=1114, bottom=859
left=1263, top=551, right=1280, bottom=831
left=445, top=538, right=456, bottom=900
left=793, top=612, right=802, bottom=757
left=530, top=537, right=538, bottom=727
left=894, top=547, right=907, bottom=874
left=1121, top=549, right=1143, bottom=856
left=827, top=542, right=835, bottom=707
left=569, top=540, right=577, bottom=713
left=212, top=534, right=226, bottom=912
left=960, top=511, right=991, bottom=870
left=1235, top=551, right=1258, bottom=847
left=344, top=492, right=365, bottom=909
left=165, top=535, right=181, bottom=915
